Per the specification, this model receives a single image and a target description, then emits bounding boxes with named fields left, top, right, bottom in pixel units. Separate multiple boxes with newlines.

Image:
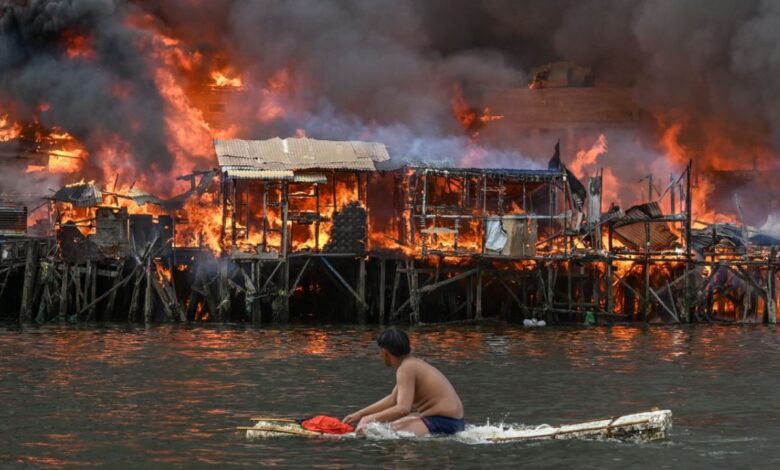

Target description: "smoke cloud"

left=2, top=0, right=780, bottom=220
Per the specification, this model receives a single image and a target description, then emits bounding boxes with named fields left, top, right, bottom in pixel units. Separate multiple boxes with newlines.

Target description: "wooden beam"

left=319, top=256, right=369, bottom=310
left=417, top=269, right=478, bottom=295
left=287, top=258, right=311, bottom=298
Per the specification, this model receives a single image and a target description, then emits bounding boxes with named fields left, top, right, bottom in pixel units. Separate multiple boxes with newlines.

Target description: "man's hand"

left=355, top=415, right=376, bottom=437
left=343, top=412, right=362, bottom=426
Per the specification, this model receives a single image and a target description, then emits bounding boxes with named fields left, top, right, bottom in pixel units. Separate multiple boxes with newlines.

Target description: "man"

left=343, top=327, right=464, bottom=436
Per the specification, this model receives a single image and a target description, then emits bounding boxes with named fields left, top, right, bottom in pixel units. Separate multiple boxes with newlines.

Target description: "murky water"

left=0, top=323, right=778, bottom=468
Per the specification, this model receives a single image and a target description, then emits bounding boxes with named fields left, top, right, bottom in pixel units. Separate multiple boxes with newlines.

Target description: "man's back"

left=399, top=357, right=463, bottom=419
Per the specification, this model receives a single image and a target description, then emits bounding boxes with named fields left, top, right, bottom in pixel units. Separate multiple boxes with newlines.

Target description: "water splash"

left=361, top=420, right=552, bottom=445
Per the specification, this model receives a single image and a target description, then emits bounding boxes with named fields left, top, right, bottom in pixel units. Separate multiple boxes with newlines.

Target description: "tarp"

left=484, top=219, right=508, bottom=252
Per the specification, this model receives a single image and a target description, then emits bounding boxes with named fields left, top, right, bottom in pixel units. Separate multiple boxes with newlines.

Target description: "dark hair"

left=377, top=327, right=411, bottom=357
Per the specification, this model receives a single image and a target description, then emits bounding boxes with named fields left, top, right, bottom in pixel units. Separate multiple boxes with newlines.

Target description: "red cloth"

left=301, top=415, right=355, bottom=435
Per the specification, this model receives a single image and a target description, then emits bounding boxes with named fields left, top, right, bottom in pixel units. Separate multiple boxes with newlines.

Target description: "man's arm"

left=343, top=386, right=397, bottom=425
left=360, top=365, right=415, bottom=424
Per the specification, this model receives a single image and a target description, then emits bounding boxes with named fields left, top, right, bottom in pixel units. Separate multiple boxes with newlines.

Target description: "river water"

left=0, top=323, right=777, bottom=468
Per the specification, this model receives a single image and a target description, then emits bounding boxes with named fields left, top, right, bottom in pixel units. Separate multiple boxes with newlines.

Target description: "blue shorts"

left=421, top=416, right=465, bottom=435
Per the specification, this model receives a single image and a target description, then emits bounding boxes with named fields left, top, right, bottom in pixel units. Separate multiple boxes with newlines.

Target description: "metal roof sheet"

left=50, top=182, right=103, bottom=207
left=293, top=173, right=328, bottom=183
left=224, top=168, right=294, bottom=180
left=412, top=166, right=562, bottom=182
left=215, top=137, right=389, bottom=172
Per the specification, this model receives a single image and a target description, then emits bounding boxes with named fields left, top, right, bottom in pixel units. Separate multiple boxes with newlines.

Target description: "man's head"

left=377, top=327, right=410, bottom=366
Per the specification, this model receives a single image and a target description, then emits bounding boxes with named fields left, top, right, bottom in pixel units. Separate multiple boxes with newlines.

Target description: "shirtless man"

left=343, top=327, right=464, bottom=436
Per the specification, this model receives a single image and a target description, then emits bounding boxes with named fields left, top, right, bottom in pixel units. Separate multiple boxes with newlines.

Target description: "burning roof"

left=215, top=137, right=390, bottom=177
left=50, top=182, right=102, bottom=207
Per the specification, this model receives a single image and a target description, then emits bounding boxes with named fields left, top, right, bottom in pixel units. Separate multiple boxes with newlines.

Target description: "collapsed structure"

left=1, top=135, right=779, bottom=325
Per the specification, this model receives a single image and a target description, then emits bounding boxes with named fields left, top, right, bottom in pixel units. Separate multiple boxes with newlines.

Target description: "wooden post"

left=684, top=160, right=693, bottom=323
left=315, top=183, right=321, bottom=252
left=88, top=261, right=97, bottom=321
left=83, top=261, right=92, bottom=319
left=272, top=260, right=290, bottom=323
left=408, top=260, right=420, bottom=324
left=606, top=260, right=614, bottom=315
left=58, top=264, right=69, bottom=322
left=390, top=262, right=401, bottom=322
left=768, top=265, right=777, bottom=324
left=74, top=263, right=83, bottom=314
left=742, top=267, right=752, bottom=323
left=144, top=256, right=153, bottom=324
left=218, top=257, right=231, bottom=322
left=19, top=240, right=38, bottom=323
left=128, top=267, right=143, bottom=323
left=466, top=275, right=474, bottom=320
left=220, top=174, right=228, bottom=249
left=546, top=264, right=554, bottom=309
left=378, top=258, right=386, bottom=325
left=357, top=257, right=367, bottom=324
left=231, top=180, right=238, bottom=248
left=105, top=260, right=124, bottom=321
left=642, top=222, right=651, bottom=321
left=281, top=182, right=289, bottom=258
left=475, top=266, right=483, bottom=320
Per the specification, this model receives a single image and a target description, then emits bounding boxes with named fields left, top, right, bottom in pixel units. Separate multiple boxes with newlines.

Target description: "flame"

left=656, top=116, right=735, bottom=223
left=210, top=70, right=243, bottom=88
left=0, top=114, right=21, bottom=141
left=451, top=84, right=503, bottom=138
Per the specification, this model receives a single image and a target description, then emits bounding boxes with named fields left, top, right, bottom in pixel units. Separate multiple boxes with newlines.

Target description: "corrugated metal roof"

left=413, top=166, right=562, bottom=182
left=50, top=182, right=103, bottom=207
left=214, top=137, right=389, bottom=172
left=612, top=202, right=678, bottom=250
left=224, top=168, right=294, bottom=180
left=293, top=173, right=328, bottom=183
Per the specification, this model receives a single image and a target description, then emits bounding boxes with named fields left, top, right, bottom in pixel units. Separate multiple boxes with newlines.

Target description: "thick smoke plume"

left=2, top=0, right=780, bottom=221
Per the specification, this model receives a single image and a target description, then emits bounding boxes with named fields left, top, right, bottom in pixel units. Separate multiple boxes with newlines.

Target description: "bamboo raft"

left=239, top=417, right=351, bottom=439
left=489, top=409, right=672, bottom=443
left=239, top=409, right=672, bottom=442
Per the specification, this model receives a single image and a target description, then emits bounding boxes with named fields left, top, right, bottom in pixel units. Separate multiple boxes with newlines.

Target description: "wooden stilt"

left=390, top=262, right=401, bottom=322
left=104, top=260, right=124, bottom=321
left=58, top=264, right=69, bottom=322
left=606, top=260, right=614, bottom=316
left=217, top=257, right=231, bottom=322
left=357, top=257, right=366, bottom=324
left=144, top=256, right=153, bottom=325
left=475, top=266, right=483, bottom=320
left=185, top=262, right=203, bottom=321
left=151, top=272, right=175, bottom=322
left=74, top=263, right=83, bottom=314
left=129, top=267, right=143, bottom=323
left=379, top=258, right=386, bottom=325
left=768, top=265, right=777, bottom=324
left=466, top=275, right=473, bottom=320
left=19, top=240, right=38, bottom=323
left=405, top=260, right=420, bottom=324
left=88, top=261, right=97, bottom=321
left=272, top=260, right=290, bottom=323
